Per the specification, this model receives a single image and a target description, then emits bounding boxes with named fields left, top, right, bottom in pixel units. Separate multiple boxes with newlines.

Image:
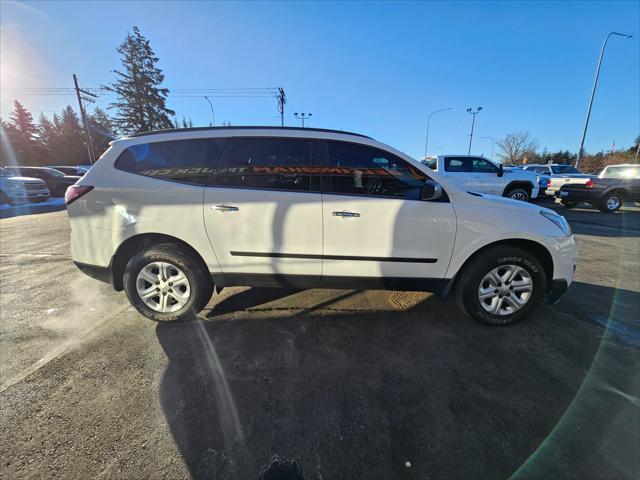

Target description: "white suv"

left=66, top=127, right=577, bottom=325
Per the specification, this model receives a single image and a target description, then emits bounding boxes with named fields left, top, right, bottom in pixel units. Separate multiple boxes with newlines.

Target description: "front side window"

left=472, top=157, right=498, bottom=173
left=324, top=141, right=427, bottom=200
left=115, top=138, right=225, bottom=185
left=214, top=138, right=314, bottom=192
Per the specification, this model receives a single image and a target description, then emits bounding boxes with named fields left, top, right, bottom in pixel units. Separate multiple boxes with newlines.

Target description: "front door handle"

left=333, top=211, right=360, bottom=218
left=212, top=204, right=239, bottom=212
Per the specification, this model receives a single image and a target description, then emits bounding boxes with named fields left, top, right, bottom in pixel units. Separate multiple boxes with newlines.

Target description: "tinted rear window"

left=115, top=138, right=225, bottom=185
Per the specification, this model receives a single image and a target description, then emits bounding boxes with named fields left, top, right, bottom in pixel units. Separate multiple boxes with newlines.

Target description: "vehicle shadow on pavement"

left=551, top=205, right=640, bottom=238
left=155, top=283, right=638, bottom=479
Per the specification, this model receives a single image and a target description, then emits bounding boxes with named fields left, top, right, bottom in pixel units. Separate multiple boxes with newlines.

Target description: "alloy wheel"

left=477, top=264, right=533, bottom=316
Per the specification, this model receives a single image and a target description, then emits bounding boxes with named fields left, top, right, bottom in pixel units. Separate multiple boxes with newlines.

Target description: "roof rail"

left=131, top=125, right=371, bottom=139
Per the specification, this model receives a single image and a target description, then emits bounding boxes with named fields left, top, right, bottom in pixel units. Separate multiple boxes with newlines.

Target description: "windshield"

left=602, top=165, right=640, bottom=179
left=42, top=168, right=65, bottom=177
left=0, top=167, right=14, bottom=178
left=551, top=165, right=580, bottom=174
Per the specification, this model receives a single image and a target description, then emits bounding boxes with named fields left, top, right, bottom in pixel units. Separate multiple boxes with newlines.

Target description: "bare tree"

left=496, top=132, right=539, bottom=165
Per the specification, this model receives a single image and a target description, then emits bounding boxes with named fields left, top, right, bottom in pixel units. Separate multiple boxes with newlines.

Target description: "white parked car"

left=522, top=164, right=591, bottom=197
left=0, top=167, right=50, bottom=205
left=423, top=155, right=540, bottom=202
left=66, top=127, right=577, bottom=325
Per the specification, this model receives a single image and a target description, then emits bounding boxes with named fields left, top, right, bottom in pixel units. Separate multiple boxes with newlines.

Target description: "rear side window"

left=324, top=141, right=427, bottom=200
left=115, top=138, right=225, bottom=185
left=444, top=157, right=472, bottom=172
left=213, top=138, right=314, bottom=192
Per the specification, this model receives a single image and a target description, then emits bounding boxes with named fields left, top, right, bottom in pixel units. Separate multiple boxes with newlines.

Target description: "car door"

left=470, top=157, right=502, bottom=195
left=203, top=137, right=323, bottom=286
left=320, top=140, right=456, bottom=282
left=440, top=156, right=474, bottom=190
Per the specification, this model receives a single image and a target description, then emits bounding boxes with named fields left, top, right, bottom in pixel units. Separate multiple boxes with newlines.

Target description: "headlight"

left=540, top=210, right=572, bottom=236
left=6, top=182, right=21, bottom=191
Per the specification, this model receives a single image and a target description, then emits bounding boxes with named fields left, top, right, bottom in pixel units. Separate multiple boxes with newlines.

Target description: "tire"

left=0, top=191, right=9, bottom=205
left=505, top=187, right=530, bottom=202
left=597, top=192, right=622, bottom=213
left=123, top=243, right=213, bottom=322
left=561, top=199, right=577, bottom=208
left=455, top=246, right=547, bottom=326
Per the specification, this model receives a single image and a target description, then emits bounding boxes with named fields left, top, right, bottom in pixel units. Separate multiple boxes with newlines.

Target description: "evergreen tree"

left=56, top=106, right=88, bottom=165
left=181, top=116, right=188, bottom=128
left=88, top=107, right=116, bottom=158
left=104, top=26, right=175, bottom=135
left=6, top=101, right=39, bottom=165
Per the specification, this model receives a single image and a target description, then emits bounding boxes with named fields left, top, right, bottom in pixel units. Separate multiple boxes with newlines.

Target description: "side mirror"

left=422, top=179, right=443, bottom=201
left=497, top=164, right=504, bottom=177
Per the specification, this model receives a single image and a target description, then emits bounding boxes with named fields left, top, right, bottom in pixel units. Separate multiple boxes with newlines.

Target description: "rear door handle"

left=212, top=204, right=239, bottom=212
left=333, top=211, right=360, bottom=218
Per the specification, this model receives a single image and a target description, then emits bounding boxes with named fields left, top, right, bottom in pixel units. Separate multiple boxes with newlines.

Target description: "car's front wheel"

left=597, top=192, right=623, bottom=213
left=123, top=243, right=213, bottom=322
left=455, top=246, right=547, bottom=325
left=505, top=187, right=530, bottom=202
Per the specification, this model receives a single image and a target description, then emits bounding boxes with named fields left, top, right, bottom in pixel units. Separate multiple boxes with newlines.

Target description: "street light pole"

left=480, top=136, right=496, bottom=161
left=466, top=107, right=483, bottom=155
left=294, top=113, right=312, bottom=127
left=424, top=107, right=453, bottom=159
left=204, top=96, right=215, bottom=126
left=575, top=32, right=632, bottom=169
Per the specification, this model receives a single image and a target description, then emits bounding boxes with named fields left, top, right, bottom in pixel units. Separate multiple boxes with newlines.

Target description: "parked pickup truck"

left=423, top=155, right=539, bottom=202
left=556, top=164, right=640, bottom=212
left=0, top=167, right=51, bottom=205
left=522, top=164, right=591, bottom=197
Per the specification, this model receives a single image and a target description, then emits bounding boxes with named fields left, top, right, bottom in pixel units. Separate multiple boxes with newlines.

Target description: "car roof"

left=130, top=126, right=371, bottom=139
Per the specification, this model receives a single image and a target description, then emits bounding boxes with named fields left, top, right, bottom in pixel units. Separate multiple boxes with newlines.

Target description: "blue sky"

left=1, top=1, right=638, bottom=159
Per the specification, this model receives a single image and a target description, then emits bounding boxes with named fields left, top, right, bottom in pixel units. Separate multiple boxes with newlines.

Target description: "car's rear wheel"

left=505, top=187, right=530, bottom=202
left=123, top=243, right=213, bottom=321
left=597, top=192, right=622, bottom=213
left=455, top=246, right=547, bottom=325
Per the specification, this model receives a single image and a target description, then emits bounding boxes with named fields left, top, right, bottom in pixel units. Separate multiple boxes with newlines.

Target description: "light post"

left=424, top=107, right=453, bottom=159
left=575, top=32, right=632, bottom=169
left=466, top=107, right=483, bottom=155
left=294, top=112, right=312, bottom=127
left=480, top=136, right=496, bottom=160
left=204, top=96, right=215, bottom=126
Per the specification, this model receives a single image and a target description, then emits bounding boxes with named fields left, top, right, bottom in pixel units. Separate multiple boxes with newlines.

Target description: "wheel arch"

left=502, top=181, right=534, bottom=197
left=111, top=233, right=209, bottom=291
left=601, top=187, right=630, bottom=201
left=444, top=238, right=554, bottom=298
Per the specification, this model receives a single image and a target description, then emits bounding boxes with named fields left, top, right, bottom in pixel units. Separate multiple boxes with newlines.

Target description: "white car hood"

left=454, top=191, right=554, bottom=215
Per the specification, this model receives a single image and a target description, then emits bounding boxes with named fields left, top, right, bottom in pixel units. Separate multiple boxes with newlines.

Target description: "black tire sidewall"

left=598, top=193, right=622, bottom=213
left=458, top=247, right=546, bottom=325
left=123, top=246, right=211, bottom=322
left=506, top=188, right=529, bottom=202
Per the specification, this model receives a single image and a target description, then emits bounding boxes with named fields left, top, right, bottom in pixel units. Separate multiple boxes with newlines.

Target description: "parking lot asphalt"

left=1, top=200, right=638, bottom=479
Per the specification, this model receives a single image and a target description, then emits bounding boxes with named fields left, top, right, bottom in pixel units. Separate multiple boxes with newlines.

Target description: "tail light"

left=546, top=179, right=551, bottom=187
left=65, top=185, right=94, bottom=205
left=585, top=179, right=594, bottom=188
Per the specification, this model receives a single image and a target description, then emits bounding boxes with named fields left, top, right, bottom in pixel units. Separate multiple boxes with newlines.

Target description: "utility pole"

left=466, top=107, right=482, bottom=155
left=294, top=112, right=312, bottom=128
left=575, top=32, right=632, bottom=169
left=73, top=74, right=97, bottom=164
left=203, top=96, right=215, bottom=126
left=277, top=88, right=286, bottom=127
left=424, top=107, right=453, bottom=159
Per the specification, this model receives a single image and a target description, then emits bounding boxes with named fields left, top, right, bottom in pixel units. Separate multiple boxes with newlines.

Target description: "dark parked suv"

left=4, top=166, right=81, bottom=197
